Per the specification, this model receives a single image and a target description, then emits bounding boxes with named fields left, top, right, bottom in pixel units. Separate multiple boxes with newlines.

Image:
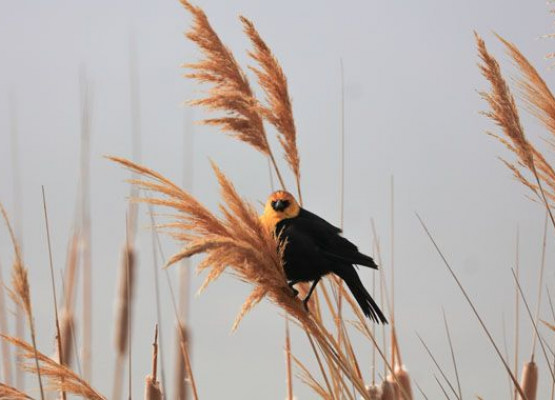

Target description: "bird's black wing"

left=285, top=208, right=378, bottom=269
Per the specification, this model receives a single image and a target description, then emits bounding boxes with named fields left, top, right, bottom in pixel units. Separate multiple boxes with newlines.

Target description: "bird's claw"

left=302, top=298, right=310, bottom=313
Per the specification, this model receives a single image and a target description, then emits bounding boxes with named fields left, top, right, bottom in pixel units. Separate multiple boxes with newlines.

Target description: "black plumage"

left=275, top=208, right=387, bottom=324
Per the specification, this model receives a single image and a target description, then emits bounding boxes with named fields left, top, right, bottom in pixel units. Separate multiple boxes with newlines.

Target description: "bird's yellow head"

left=260, top=191, right=301, bottom=230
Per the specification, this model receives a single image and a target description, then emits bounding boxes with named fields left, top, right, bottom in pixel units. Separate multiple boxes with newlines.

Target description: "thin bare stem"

left=531, top=213, right=548, bottom=358
left=416, top=212, right=527, bottom=400
left=442, top=309, right=462, bottom=400
left=41, top=186, right=66, bottom=400
left=417, top=333, right=460, bottom=400
left=511, top=268, right=555, bottom=380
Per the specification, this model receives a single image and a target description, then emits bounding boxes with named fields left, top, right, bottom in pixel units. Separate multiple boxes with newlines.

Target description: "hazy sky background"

left=1, top=0, right=555, bottom=398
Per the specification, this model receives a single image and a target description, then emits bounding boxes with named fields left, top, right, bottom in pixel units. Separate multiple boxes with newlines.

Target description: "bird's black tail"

left=335, top=265, right=387, bottom=324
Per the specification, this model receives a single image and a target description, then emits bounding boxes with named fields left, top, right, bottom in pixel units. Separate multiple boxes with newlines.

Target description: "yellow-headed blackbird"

left=261, top=190, right=387, bottom=323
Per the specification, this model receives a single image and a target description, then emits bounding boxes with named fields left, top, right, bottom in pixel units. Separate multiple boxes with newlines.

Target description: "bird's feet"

left=288, top=282, right=299, bottom=298
left=302, top=297, right=310, bottom=313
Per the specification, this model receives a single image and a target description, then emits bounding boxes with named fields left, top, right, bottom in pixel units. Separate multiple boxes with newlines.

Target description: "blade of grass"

left=41, top=187, right=66, bottom=400
left=416, top=212, right=527, bottom=400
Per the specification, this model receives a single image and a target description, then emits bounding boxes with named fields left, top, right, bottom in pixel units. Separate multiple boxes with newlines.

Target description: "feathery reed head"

left=475, top=32, right=534, bottom=170
left=179, top=0, right=270, bottom=156
left=0, top=383, right=32, bottom=399
left=240, top=16, right=301, bottom=182
left=1, top=334, right=107, bottom=400
left=0, top=203, right=31, bottom=315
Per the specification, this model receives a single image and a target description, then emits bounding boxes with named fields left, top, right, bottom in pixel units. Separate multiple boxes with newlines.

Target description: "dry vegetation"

left=2, top=1, right=555, bottom=399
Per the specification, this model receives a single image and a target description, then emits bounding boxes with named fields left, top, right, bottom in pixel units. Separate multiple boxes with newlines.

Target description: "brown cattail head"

left=114, top=244, right=136, bottom=355
left=174, top=322, right=189, bottom=400
left=58, top=309, right=75, bottom=367
left=519, top=361, right=538, bottom=400
left=394, top=365, right=413, bottom=400
left=64, top=232, right=80, bottom=310
left=144, top=375, right=162, bottom=400
left=365, top=384, right=381, bottom=400
left=381, top=379, right=397, bottom=400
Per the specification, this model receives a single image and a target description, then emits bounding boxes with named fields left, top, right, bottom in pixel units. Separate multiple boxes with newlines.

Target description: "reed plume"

left=240, top=16, right=302, bottom=202
left=0, top=203, right=45, bottom=400
left=0, top=383, right=32, bottom=399
left=109, top=155, right=378, bottom=399
left=476, top=32, right=555, bottom=230
left=476, top=32, right=533, bottom=170
left=1, top=334, right=107, bottom=400
left=179, top=0, right=286, bottom=189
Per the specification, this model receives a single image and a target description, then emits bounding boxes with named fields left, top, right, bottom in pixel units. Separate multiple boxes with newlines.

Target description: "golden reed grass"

left=179, top=0, right=286, bottom=190
left=477, top=32, right=555, bottom=232
left=0, top=382, right=32, bottom=399
left=0, top=334, right=107, bottom=400
left=109, top=155, right=384, bottom=399
left=0, top=203, right=45, bottom=400
left=240, top=15, right=302, bottom=202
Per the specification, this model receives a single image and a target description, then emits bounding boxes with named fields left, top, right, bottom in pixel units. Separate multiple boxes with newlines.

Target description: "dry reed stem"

left=41, top=186, right=66, bottom=400
left=441, top=309, right=462, bottom=400
left=416, top=213, right=527, bottom=400
left=0, top=260, right=13, bottom=385
left=114, top=244, right=136, bottom=355
left=174, top=322, right=188, bottom=400
left=179, top=0, right=286, bottom=190
left=109, top=155, right=375, bottom=399
left=240, top=16, right=302, bottom=202
left=416, top=333, right=460, bottom=400
left=0, top=382, right=32, bottom=399
left=285, top=318, right=293, bottom=400
left=78, top=68, right=93, bottom=381
left=519, top=361, right=538, bottom=400
left=144, top=325, right=162, bottom=400
left=0, top=203, right=44, bottom=400
left=1, top=334, right=107, bottom=400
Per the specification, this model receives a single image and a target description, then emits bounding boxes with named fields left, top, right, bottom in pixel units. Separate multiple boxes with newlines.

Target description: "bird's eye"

left=271, top=199, right=290, bottom=212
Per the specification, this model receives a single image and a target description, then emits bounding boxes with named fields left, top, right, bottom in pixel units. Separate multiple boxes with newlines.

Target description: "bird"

left=260, top=190, right=387, bottom=323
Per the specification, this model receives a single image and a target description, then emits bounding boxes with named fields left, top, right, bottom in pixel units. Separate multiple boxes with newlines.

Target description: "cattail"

left=114, top=244, right=135, bottom=355
left=144, top=375, right=162, bottom=400
left=145, top=325, right=163, bottom=400
left=519, top=361, right=538, bottom=400
left=394, top=365, right=413, bottom=400
left=174, top=322, right=189, bottom=400
left=381, top=379, right=396, bottom=400
left=58, top=309, right=75, bottom=367
left=365, top=384, right=381, bottom=400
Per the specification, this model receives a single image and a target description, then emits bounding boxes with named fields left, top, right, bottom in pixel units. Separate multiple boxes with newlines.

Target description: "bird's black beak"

left=272, top=199, right=288, bottom=212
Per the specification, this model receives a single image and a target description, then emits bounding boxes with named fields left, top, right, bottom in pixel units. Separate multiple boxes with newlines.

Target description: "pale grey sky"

left=1, top=0, right=554, bottom=398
